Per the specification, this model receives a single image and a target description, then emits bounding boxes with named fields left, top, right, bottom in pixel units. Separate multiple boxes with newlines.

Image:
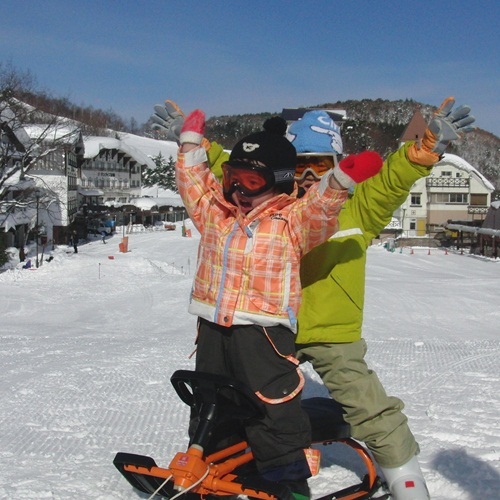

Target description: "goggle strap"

left=274, top=169, right=295, bottom=184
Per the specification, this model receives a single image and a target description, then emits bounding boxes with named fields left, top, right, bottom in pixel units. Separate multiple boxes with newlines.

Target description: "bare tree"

left=1, top=65, right=84, bottom=262
left=1, top=99, right=80, bottom=207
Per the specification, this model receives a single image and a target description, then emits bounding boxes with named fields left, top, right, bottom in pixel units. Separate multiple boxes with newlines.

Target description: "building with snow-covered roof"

left=22, top=124, right=85, bottom=245
left=0, top=106, right=32, bottom=153
left=1, top=105, right=36, bottom=248
left=0, top=118, right=85, bottom=249
left=391, top=111, right=495, bottom=237
left=2, top=99, right=181, bottom=254
left=80, top=136, right=149, bottom=207
left=117, top=132, right=178, bottom=160
left=393, top=153, right=494, bottom=237
left=80, top=134, right=178, bottom=207
left=78, top=134, right=183, bottom=232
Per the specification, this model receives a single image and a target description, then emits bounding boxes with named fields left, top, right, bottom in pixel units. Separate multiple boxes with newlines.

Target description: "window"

left=410, top=194, right=421, bottom=206
left=470, top=193, right=488, bottom=206
left=441, top=171, right=452, bottom=177
left=410, top=220, right=416, bottom=230
left=430, top=193, right=468, bottom=204
left=449, top=193, right=467, bottom=203
left=428, top=224, right=443, bottom=233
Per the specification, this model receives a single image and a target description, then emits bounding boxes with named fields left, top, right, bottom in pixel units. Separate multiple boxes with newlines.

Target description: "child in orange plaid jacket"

left=176, top=109, right=382, bottom=499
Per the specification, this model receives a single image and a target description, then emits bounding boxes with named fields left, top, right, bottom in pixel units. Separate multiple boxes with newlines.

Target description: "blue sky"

left=2, top=0, right=499, bottom=136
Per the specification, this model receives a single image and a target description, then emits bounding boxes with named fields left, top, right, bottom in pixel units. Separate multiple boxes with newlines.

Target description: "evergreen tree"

left=144, top=153, right=177, bottom=193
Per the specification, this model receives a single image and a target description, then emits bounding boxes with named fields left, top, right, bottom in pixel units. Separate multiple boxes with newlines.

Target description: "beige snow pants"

left=296, top=339, right=419, bottom=468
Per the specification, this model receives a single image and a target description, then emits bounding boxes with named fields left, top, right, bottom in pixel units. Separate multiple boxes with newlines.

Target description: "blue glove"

left=286, top=110, right=343, bottom=155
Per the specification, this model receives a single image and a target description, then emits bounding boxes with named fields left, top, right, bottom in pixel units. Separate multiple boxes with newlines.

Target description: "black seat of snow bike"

left=171, top=370, right=351, bottom=441
left=171, top=369, right=266, bottom=422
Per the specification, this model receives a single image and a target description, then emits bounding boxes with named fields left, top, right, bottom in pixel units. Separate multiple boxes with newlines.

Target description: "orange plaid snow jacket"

left=176, top=147, right=348, bottom=333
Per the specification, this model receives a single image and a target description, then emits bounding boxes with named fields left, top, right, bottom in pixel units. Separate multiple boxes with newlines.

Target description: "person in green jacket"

left=286, top=99, right=474, bottom=500
left=151, top=97, right=475, bottom=500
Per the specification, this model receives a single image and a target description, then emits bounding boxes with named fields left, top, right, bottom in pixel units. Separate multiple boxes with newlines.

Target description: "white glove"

left=150, top=100, right=185, bottom=143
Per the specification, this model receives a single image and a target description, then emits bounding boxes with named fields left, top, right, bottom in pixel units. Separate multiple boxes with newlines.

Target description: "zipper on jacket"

left=244, top=220, right=259, bottom=254
left=214, top=221, right=238, bottom=322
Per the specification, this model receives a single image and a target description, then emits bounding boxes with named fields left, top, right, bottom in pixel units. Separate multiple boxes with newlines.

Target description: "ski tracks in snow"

left=1, top=238, right=499, bottom=498
left=0, top=233, right=198, bottom=498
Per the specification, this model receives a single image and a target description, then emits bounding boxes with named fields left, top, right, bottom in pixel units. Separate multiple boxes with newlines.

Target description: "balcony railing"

left=426, top=177, right=470, bottom=188
left=468, top=206, right=489, bottom=215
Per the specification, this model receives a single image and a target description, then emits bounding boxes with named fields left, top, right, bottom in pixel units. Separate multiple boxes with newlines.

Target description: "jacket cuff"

left=332, top=164, right=355, bottom=189
left=406, top=141, right=440, bottom=167
left=180, top=146, right=208, bottom=168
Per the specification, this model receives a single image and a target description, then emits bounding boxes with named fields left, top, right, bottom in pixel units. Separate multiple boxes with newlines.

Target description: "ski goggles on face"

left=222, top=162, right=275, bottom=197
left=294, top=154, right=337, bottom=181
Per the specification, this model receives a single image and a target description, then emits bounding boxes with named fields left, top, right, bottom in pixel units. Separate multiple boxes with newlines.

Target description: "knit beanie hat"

left=286, top=110, right=343, bottom=155
left=227, top=116, right=297, bottom=194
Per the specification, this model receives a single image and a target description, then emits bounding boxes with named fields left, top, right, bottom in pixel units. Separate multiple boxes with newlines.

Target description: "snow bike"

left=114, top=369, right=386, bottom=500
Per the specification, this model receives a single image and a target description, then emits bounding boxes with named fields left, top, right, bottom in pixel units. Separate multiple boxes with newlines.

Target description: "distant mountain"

left=12, top=86, right=500, bottom=195
left=205, top=99, right=500, bottom=195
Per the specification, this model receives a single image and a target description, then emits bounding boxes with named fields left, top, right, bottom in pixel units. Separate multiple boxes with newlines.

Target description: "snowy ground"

left=1, top=224, right=499, bottom=499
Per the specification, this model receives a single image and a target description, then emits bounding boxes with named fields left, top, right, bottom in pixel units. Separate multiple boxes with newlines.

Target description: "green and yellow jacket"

left=206, top=141, right=432, bottom=344
left=296, top=142, right=432, bottom=344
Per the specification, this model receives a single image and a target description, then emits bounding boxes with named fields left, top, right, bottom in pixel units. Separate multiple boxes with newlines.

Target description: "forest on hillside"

left=2, top=62, right=499, bottom=193
left=203, top=99, right=500, bottom=194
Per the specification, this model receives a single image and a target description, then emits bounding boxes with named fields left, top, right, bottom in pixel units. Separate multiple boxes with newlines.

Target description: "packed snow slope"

left=1, top=224, right=499, bottom=499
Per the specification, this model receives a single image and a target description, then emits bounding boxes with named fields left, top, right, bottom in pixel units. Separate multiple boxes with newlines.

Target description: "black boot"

left=283, top=479, right=310, bottom=500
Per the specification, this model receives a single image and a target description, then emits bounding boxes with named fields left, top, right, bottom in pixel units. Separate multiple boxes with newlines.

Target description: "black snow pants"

left=194, top=318, right=311, bottom=482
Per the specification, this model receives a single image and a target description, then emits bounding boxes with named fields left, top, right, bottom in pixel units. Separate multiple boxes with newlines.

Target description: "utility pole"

left=35, top=192, right=40, bottom=268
